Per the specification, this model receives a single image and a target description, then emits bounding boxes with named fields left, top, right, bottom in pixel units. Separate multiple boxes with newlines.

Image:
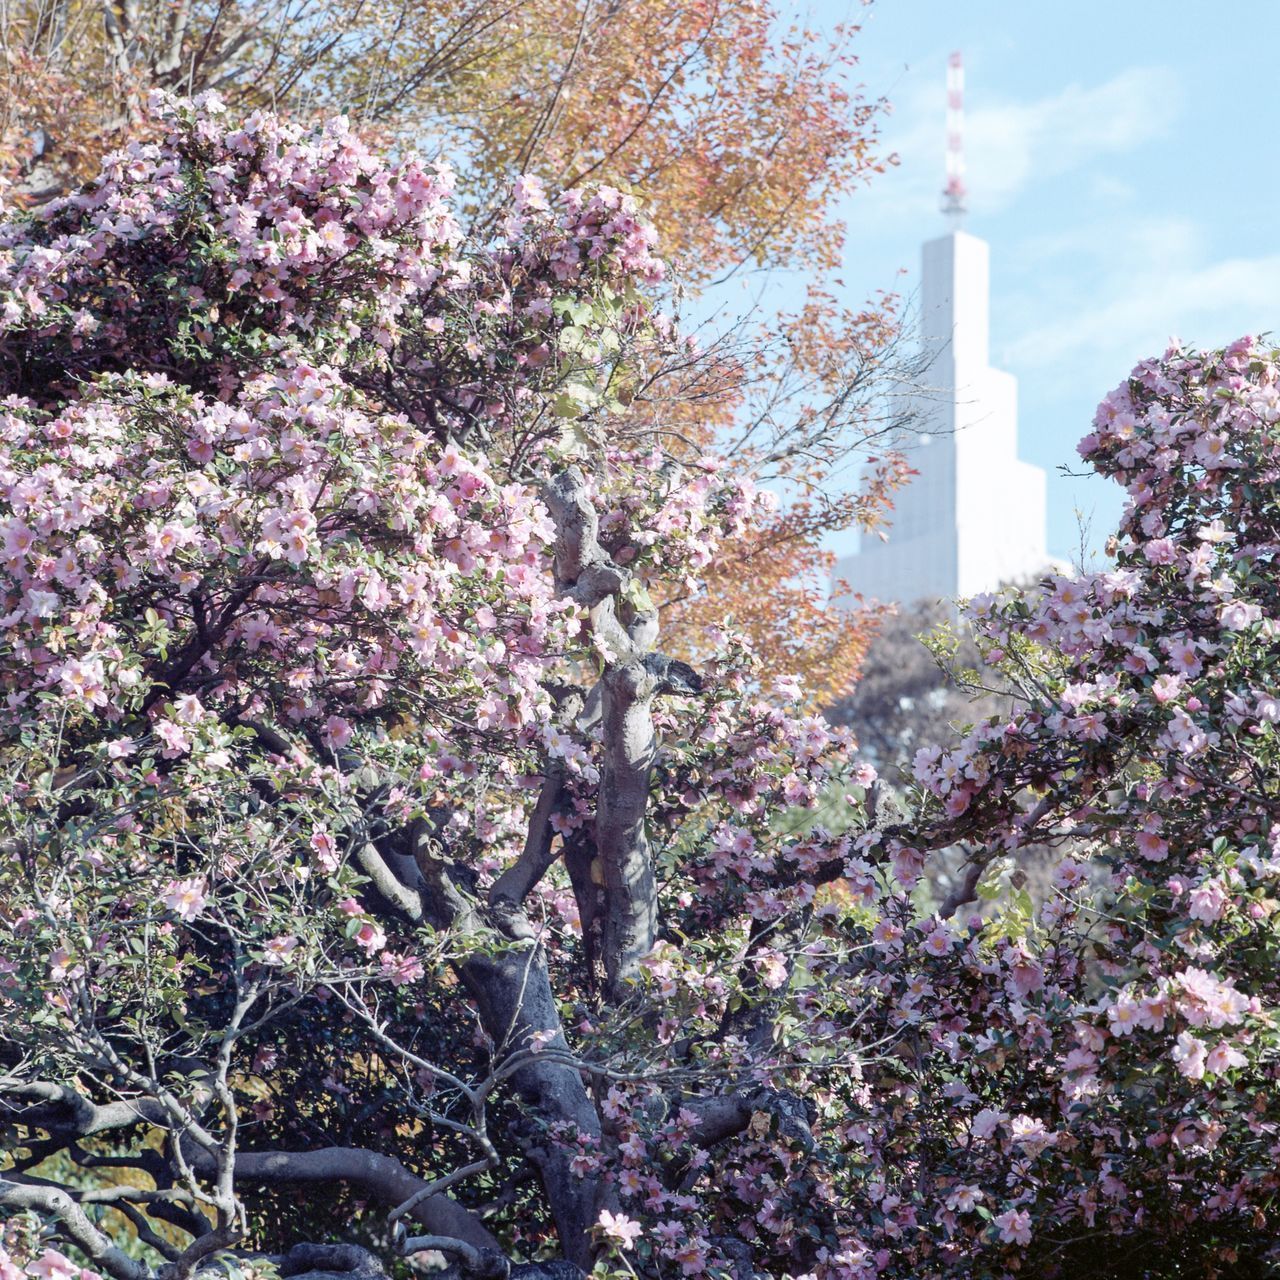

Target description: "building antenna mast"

left=942, top=51, right=967, bottom=225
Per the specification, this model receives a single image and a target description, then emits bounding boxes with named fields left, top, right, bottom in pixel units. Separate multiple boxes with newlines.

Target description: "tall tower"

left=942, top=51, right=967, bottom=225
left=833, top=53, right=1049, bottom=607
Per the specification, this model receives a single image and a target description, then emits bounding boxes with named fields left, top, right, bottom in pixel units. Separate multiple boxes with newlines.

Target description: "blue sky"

left=743, top=0, right=1280, bottom=564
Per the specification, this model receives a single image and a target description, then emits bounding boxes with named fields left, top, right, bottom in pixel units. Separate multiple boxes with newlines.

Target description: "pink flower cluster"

left=1, top=92, right=459, bottom=364
left=0, top=1247, right=103, bottom=1280
left=0, top=364, right=569, bottom=738
left=541, top=341, right=1280, bottom=1276
left=505, top=174, right=665, bottom=287
left=808, top=337, right=1280, bottom=1272
left=0, top=95, right=679, bottom=1102
left=592, top=447, right=778, bottom=591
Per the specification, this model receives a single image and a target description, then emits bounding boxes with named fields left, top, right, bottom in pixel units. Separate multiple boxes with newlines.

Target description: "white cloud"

left=1002, top=217, right=1279, bottom=379
left=967, top=68, right=1178, bottom=206
left=991, top=217, right=1280, bottom=565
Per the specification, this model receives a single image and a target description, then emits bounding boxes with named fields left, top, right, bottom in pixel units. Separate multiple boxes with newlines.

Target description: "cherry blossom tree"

left=1, top=96, right=1279, bottom=1280
left=0, top=0, right=911, bottom=707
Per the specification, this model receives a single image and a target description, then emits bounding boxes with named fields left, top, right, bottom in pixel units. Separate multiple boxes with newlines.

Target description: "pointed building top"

left=942, top=51, right=967, bottom=225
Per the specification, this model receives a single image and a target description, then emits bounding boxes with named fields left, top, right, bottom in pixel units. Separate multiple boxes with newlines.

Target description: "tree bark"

left=457, top=941, right=601, bottom=1271
left=597, top=660, right=660, bottom=1000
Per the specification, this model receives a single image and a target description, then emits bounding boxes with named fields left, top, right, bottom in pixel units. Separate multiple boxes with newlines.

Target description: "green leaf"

left=552, top=298, right=594, bottom=326
left=621, top=578, right=654, bottom=615
left=558, top=325, right=587, bottom=354
left=976, top=856, right=1013, bottom=901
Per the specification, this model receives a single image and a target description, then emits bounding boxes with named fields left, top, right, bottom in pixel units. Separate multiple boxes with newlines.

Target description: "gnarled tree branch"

left=0, top=1178, right=150, bottom=1280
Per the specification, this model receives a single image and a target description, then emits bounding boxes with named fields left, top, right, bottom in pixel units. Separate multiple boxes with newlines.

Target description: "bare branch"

left=395, top=1235, right=507, bottom=1280
left=488, top=763, right=565, bottom=910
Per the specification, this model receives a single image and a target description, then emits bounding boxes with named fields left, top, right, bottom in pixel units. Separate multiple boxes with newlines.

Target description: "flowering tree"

left=848, top=337, right=1280, bottom=1276
left=0, top=0, right=911, bottom=705
left=2, top=96, right=1278, bottom=1280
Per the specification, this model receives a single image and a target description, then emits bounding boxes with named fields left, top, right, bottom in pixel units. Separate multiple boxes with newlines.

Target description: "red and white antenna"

left=942, top=51, right=967, bottom=223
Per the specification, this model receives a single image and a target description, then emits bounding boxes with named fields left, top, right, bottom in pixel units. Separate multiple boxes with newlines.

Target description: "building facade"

left=834, top=229, right=1051, bottom=607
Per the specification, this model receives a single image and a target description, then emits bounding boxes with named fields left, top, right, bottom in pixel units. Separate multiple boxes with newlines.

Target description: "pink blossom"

left=1004, top=951, right=1044, bottom=998
left=1220, top=600, right=1262, bottom=631
left=155, top=719, right=191, bottom=757
left=921, top=926, right=956, bottom=958
left=26, top=1252, right=83, bottom=1280
left=172, top=693, right=207, bottom=724
left=994, top=1208, right=1032, bottom=1245
left=1165, top=639, right=1203, bottom=677
left=1205, top=1040, right=1247, bottom=1075
left=754, top=949, right=790, bottom=989
left=48, top=947, right=84, bottom=983
left=310, top=828, right=340, bottom=872
left=970, top=1108, right=1008, bottom=1140
left=57, top=656, right=108, bottom=709
left=321, top=715, right=353, bottom=750
left=1142, top=538, right=1177, bottom=565
left=262, top=935, right=299, bottom=965
left=161, top=877, right=208, bottom=922
left=354, top=921, right=387, bottom=954
left=1107, top=994, right=1142, bottom=1036
left=379, top=951, right=424, bottom=986
left=673, top=1242, right=709, bottom=1276
left=1009, top=1115, right=1056, bottom=1151
left=1187, top=879, right=1228, bottom=923
left=1193, top=432, right=1233, bottom=469
left=944, top=1185, right=983, bottom=1213
left=1134, top=830, right=1169, bottom=861
left=1171, top=1031, right=1207, bottom=1080
left=596, top=1209, right=642, bottom=1250
left=1175, top=967, right=1249, bottom=1029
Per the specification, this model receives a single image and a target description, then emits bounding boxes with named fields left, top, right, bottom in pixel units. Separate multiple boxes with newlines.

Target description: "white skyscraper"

left=834, top=54, right=1050, bottom=608
left=833, top=230, right=1050, bottom=606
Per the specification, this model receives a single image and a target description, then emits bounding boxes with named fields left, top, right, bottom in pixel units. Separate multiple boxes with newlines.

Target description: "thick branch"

left=596, top=661, right=659, bottom=1000
left=457, top=939, right=601, bottom=1271
left=542, top=468, right=624, bottom=608
left=355, top=840, right=425, bottom=921
left=229, top=1148, right=499, bottom=1253
left=0, top=1079, right=169, bottom=1138
left=597, top=654, right=701, bottom=1001
left=396, top=1237, right=506, bottom=1280
left=272, top=1243, right=387, bottom=1280
left=679, top=1088, right=815, bottom=1155
left=938, top=860, right=985, bottom=919
left=488, top=763, right=565, bottom=910
left=377, top=855, right=602, bottom=1272
left=0, top=1178, right=149, bottom=1280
